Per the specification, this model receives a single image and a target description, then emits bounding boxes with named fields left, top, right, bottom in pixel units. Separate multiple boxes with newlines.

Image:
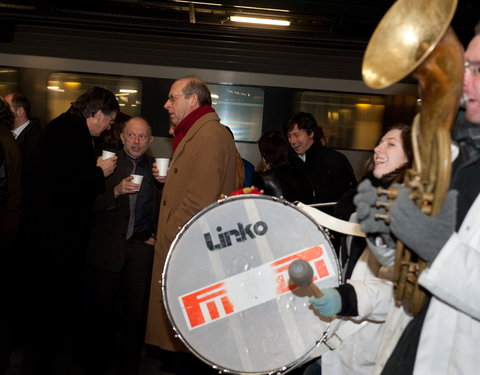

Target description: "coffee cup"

left=130, top=174, right=144, bottom=191
left=102, top=150, right=116, bottom=160
left=155, top=158, right=170, bottom=177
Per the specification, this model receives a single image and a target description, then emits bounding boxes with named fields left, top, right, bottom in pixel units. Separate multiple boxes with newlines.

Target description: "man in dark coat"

left=0, top=98, right=22, bottom=247
left=22, top=87, right=119, bottom=375
left=283, top=112, right=357, bottom=209
left=4, top=93, right=42, bottom=351
left=85, top=117, right=161, bottom=375
left=5, top=93, right=42, bottom=214
left=0, top=97, right=22, bottom=375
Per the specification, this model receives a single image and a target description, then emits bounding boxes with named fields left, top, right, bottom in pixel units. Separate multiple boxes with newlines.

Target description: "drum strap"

left=296, top=202, right=366, bottom=237
left=304, top=319, right=369, bottom=361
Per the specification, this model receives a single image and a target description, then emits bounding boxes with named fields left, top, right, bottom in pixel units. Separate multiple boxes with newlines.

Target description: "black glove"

left=353, top=179, right=390, bottom=235
left=390, top=187, right=458, bottom=263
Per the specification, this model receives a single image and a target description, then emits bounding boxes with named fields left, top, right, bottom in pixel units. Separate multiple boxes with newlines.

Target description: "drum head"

left=163, top=195, right=341, bottom=374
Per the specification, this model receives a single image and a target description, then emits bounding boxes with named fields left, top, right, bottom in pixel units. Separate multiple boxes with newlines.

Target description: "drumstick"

left=288, top=259, right=324, bottom=298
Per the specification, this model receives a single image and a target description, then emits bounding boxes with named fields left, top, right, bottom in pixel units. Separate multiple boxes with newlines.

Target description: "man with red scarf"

left=145, top=76, right=242, bottom=374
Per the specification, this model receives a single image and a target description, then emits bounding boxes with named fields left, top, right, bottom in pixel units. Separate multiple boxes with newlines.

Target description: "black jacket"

left=35, top=109, right=105, bottom=258
left=288, top=142, right=357, bottom=204
left=0, top=126, right=21, bottom=248
left=16, top=118, right=42, bottom=211
left=87, top=150, right=161, bottom=272
left=255, top=163, right=315, bottom=204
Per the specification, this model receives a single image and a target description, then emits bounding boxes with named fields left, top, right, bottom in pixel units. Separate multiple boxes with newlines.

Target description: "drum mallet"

left=288, top=259, right=324, bottom=298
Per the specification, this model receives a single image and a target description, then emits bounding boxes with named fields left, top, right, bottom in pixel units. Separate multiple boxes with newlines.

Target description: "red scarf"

left=172, top=105, right=215, bottom=152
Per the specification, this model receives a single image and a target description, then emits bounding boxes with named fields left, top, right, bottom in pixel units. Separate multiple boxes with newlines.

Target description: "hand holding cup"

left=102, top=150, right=116, bottom=160
left=153, top=158, right=170, bottom=183
left=114, top=175, right=141, bottom=197
left=130, top=174, right=143, bottom=191
left=97, top=155, right=118, bottom=177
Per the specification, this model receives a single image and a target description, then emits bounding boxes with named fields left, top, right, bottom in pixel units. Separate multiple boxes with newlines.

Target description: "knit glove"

left=390, top=187, right=457, bottom=263
left=353, top=179, right=390, bottom=235
left=308, top=288, right=342, bottom=317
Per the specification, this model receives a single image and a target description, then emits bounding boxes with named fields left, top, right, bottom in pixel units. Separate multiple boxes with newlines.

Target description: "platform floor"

left=5, top=346, right=173, bottom=375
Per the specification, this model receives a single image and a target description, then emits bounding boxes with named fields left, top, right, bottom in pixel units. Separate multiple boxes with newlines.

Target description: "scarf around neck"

left=172, top=104, right=215, bottom=152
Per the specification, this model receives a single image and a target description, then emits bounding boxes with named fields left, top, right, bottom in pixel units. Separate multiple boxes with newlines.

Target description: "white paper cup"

left=130, top=174, right=144, bottom=191
left=155, top=158, right=170, bottom=177
left=102, top=150, right=116, bottom=160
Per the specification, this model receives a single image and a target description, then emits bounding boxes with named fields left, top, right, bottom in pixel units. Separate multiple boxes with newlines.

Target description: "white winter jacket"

left=413, top=193, right=480, bottom=375
left=320, top=213, right=394, bottom=375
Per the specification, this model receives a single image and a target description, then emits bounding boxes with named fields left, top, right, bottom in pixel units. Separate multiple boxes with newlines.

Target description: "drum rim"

left=161, top=195, right=341, bottom=374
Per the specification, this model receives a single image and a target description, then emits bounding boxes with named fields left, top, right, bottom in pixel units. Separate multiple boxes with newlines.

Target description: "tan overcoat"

left=145, top=112, right=242, bottom=351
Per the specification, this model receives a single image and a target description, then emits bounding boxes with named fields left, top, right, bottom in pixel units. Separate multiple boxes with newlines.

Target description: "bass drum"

left=162, top=195, right=341, bottom=374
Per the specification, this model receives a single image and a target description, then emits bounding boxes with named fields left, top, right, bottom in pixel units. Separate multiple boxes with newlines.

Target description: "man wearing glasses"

left=85, top=117, right=160, bottom=375
left=145, top=76, right=242, bottom=374
left=22, top=87, right=119, bottom=374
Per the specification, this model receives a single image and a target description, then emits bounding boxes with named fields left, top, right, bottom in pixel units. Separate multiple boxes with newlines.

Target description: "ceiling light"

left=232, top=6, right=290, bottom=13
left=172, top=0, right=222, bottom=6
left=230, top=16, right=290, bottom=27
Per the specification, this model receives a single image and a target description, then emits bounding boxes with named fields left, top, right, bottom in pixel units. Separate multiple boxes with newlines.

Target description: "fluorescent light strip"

left=230, top=16, right=290, bottom=26
left=172, top=0, right=222, bottom=6
left=232, top=5, right=289, bottom=13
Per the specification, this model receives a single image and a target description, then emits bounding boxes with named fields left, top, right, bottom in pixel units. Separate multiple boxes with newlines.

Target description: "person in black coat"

left=22, top=87, right=119, bottom=375
left=283, top=112, right=357, bottom=210
left=4, top=93, right=42, bottom=352
left=5, top=93, right=42, bottom=213
left=255, top=130, right=315, bottom=204
left=0, top=97, right=22, bottom=375
left=85, top=117, right=161, bottom=375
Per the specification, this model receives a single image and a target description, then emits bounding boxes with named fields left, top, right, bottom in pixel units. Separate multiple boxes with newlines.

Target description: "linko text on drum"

left=203, top=221, right=268, bottom=250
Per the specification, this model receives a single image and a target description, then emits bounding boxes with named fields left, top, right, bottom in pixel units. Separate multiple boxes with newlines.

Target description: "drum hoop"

left=162, top=194, right=340, bottom=374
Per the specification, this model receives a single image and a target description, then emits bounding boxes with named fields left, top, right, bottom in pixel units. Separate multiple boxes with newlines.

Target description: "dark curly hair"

left=283, top=112, right=325, bottom=144
left=70, top=86, right=119, bottom=119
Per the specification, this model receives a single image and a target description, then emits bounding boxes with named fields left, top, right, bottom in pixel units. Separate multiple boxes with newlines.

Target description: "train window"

left=47, top=73, right=142, bottom=122
left=295, top=91, right=385, bottom=150
left=0, top=67, right=18, bottom=96
left=208, top=84, right=264, bottom=142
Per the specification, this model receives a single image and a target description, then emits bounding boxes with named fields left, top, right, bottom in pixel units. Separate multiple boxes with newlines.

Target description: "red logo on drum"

left=203, top=221, right=268, bottom=250
left=179, top=245, right=333, bottom=330
left=181, top=282, right=234, bottom=329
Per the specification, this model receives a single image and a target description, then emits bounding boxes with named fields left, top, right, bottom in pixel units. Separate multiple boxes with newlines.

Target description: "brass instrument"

left=362, top=0, right=464, bottom=316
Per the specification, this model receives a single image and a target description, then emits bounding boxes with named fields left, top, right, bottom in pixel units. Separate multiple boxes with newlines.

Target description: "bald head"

left=164, top=76, right=212, bottom=126
left=120, top=117, right=153, bottom=159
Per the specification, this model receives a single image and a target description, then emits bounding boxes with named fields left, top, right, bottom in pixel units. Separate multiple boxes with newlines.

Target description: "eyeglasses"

left=464, top=61, right=480, bottom=76
left=166, top=93, right=191, bottom=102
left=124, top=132, right=149, bottom=141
